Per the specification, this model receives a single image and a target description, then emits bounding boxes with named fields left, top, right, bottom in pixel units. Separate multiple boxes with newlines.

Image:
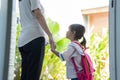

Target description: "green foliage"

left=89, top=33, right=109, bottom=80
left=47, top=18, right=60, bottom=35
left=14, top=24, right=21, bottom=80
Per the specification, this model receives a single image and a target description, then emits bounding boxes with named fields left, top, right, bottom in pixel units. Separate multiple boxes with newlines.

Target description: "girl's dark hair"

left=69, top=24, right=87, bottom=48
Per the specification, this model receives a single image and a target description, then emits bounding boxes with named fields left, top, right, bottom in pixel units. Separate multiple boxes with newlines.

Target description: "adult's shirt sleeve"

left=30, top=0, right=44, bottom=11
left=59, top=45, right=75, bottom=61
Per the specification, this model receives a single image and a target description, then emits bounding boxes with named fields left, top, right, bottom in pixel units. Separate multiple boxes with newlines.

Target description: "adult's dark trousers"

left=19, top=37, right=45, bottom=80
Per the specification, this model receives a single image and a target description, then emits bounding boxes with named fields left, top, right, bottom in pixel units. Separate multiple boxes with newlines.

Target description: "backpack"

left=71, top=41, right=95, bottom=80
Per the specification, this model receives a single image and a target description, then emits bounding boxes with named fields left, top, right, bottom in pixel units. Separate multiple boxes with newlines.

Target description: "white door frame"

left=0, top=0, right=120, bottom=80
left=109, top=0, right=120, bottom=80
left=0, top=0, right=15, bottom=80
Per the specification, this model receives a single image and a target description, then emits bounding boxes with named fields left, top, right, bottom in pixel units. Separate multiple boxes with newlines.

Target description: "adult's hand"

left=49, top=35, right=56, bottom=50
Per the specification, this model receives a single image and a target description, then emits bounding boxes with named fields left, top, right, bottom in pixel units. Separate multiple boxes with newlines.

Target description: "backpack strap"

left=71, top=46, right=80, bottom=74
left=71, top=41, right=83, bottom=74
left=71, top=57, right=79, bottom=75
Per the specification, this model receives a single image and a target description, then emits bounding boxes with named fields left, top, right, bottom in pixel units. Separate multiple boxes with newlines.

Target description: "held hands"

left=49, top=35, right=56, bottom=50
left=48, top=35, right=59, bottom=57
left=51, top=46, right=59, bottom=57
left=51, top=47, right=56, bottom=53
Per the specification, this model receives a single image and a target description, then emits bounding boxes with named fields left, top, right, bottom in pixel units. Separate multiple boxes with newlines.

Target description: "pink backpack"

left=71, top=41, right=95, bottom=80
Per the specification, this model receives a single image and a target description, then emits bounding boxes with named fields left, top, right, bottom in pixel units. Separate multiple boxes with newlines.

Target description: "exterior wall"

left=89, top=12, right=108, bottom=35
left=82, top=6, right=109, bottom=36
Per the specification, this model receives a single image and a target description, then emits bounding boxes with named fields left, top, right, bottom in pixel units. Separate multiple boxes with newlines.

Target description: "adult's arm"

left=32, top=8, right=56, bottom=49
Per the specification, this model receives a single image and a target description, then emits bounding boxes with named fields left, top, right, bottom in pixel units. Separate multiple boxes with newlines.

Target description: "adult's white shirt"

left=18, top=0, right=45, bottom=47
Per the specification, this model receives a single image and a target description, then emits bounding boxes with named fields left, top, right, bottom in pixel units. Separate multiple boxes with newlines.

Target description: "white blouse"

left=59, top=42, right=84, bottom=79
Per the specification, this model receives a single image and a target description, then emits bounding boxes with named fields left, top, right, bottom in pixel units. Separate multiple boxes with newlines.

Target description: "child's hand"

left=51, top=48, right=56, bottom=53
left=51, top=48, right=58, bottom=54
left=51, top=48, right=59, bottom=57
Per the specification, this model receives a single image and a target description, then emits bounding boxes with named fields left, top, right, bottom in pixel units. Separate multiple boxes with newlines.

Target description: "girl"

left=51, top=24, right=87, bottom=80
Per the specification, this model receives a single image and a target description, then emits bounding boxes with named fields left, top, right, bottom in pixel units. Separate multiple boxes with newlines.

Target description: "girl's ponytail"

left=80, top=36, right=86, bottom=48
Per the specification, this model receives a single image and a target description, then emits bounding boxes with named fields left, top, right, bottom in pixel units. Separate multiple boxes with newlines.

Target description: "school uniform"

left=59, top=42, right=84, bottom=79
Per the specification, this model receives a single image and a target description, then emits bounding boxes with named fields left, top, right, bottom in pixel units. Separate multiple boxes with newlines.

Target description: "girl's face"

left=66, top=27, right=75, bottom=41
